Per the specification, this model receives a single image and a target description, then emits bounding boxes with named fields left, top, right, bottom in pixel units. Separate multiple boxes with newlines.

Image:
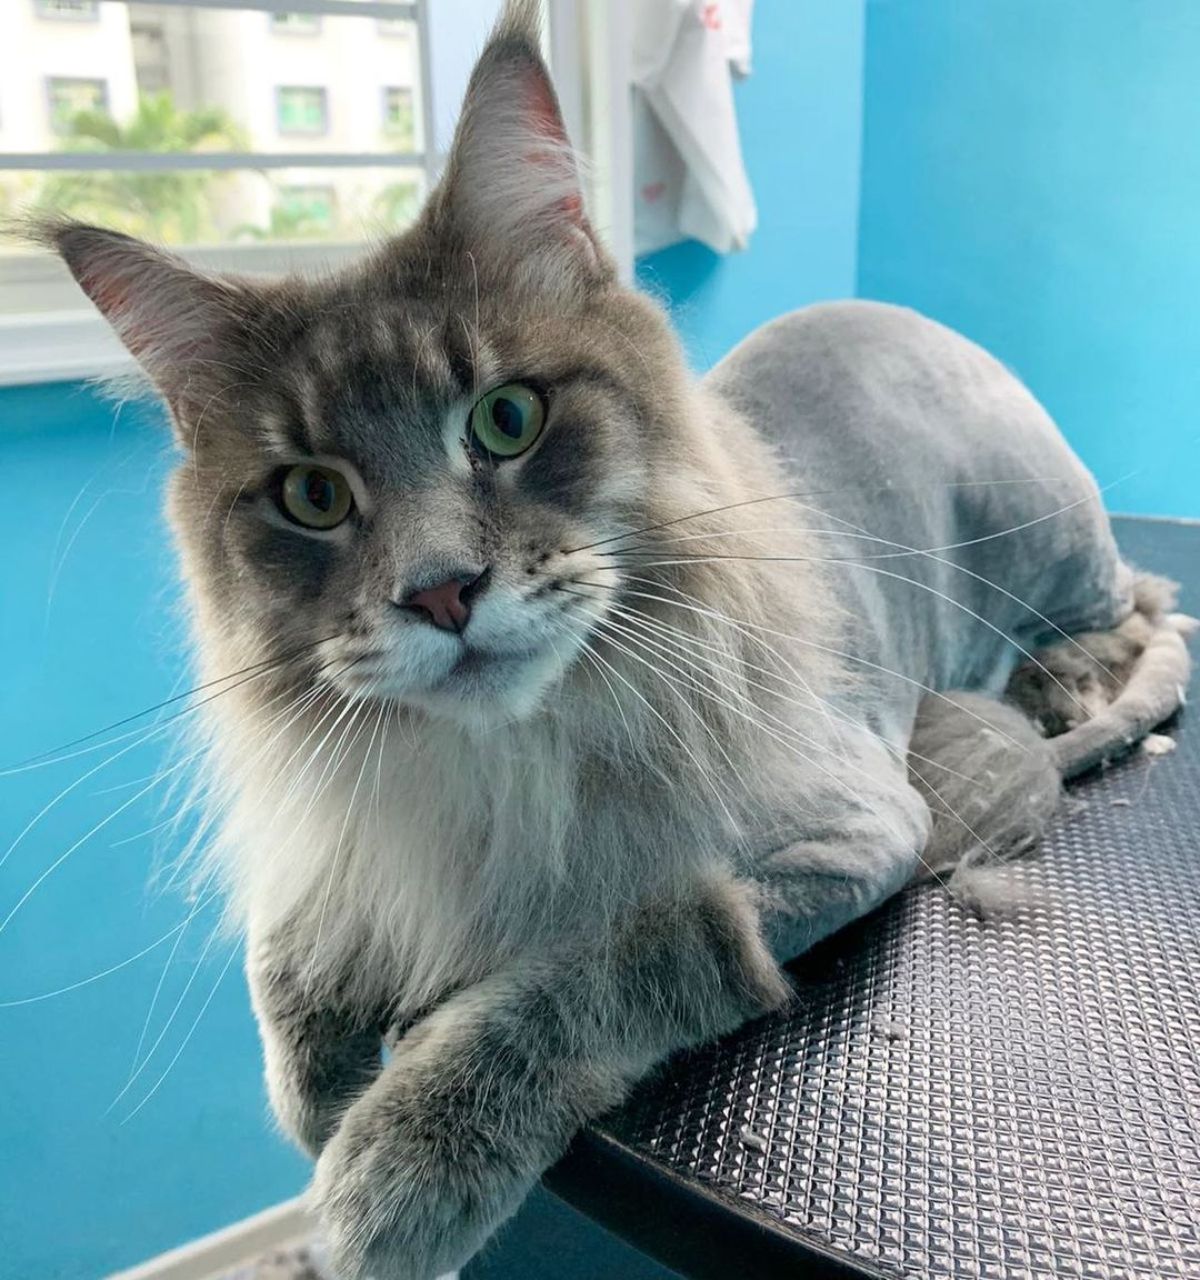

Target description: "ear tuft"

left=493, top=0, right=544, bottom=49
left=31, top=217, right=251, bottom=409
left=433, top=0, right=609, bottom=283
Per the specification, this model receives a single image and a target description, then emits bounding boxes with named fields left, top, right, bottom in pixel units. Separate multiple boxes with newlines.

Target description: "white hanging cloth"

left=632, top=0, right=756, bottom=257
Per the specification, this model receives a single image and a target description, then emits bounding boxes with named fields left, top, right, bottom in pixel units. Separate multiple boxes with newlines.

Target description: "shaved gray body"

left=710, top=302, right=1132, bottom=749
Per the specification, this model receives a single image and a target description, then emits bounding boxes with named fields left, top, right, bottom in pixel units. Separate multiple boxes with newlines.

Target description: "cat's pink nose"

left=400, top=569, right=489, bottom=634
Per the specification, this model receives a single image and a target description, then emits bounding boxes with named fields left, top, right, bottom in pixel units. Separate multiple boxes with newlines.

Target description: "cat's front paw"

left=310, top=1085, right=535, bottom=1280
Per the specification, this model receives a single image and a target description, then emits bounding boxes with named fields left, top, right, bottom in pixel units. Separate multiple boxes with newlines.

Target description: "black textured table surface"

left=547, top=517, right=1200, bottom=1280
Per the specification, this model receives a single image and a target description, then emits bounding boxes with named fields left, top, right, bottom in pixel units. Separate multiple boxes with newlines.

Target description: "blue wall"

left=0, top=384, right=307, bottom=1279
left=637, top=0, right=866, bottom=369
left=857, top=0, right=1200, bottom=518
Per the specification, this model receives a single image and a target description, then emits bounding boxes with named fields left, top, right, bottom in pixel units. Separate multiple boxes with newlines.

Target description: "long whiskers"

left=603, top=550, right=1094, bottom=720
left=594, top=592, right=982, bottom=789
left=108, top=656, right=373, bottom=1110
left=584, top=594, right=1004, bottom=858
left=562, top=475, right=1109, bottom=557
left=580, top=574, right=1034, bottom=756
left=119, top=940, right=241, bottom=1124
left=303, top=691, right=387, bottom=995
left=573, top=598, right=954, bottom=887
left=0, top=888, right=218, bottom=1009
left=0, top=632, right=343, bottom=777
left=573, top=629, right=743, bottom=835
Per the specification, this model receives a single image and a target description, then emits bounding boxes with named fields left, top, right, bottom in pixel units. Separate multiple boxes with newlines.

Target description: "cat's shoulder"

left=708, top=301, right=1013, bottom=409
left=725, top=299, right=973, bottom=360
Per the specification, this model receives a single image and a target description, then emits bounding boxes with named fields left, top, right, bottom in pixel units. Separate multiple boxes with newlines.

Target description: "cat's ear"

left=433, top=0, right=610, bottom=284
left=35, top=219, right=257, bottom=418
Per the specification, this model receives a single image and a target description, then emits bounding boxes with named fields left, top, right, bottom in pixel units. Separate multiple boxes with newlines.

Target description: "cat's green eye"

left=469, top=383, right=546, bottom=459
left=279, top=464, right=354, bottom=530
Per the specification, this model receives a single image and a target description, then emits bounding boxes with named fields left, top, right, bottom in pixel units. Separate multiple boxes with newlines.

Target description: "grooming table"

left=545, top=517, right=1200, bottom=1280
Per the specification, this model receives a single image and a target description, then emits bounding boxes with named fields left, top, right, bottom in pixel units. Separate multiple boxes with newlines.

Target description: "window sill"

left=0, top=239, right=373, bottom=389
left=0, top=310, right=131, bottom=388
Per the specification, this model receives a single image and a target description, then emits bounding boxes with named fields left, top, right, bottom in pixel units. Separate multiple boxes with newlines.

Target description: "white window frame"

left=0, top=0, right=634, bottom=387
left=382, top=84, right=416, bottom=142
left=545, top=0, right=633, bottom=284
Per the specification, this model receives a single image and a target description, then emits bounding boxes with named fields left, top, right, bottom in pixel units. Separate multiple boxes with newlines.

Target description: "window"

left=276, top=86, right=328, bottom=136
left=46, top=77, right=108, bottom=134
left=271, top=13, right=321, bottom=35
left=0, top=0, right=629, bottom=386
left=383, top=87, right=415, bottom=149
left=129, top=17, right=170, bottom=95
left=35, top=0, right=99, bottom=18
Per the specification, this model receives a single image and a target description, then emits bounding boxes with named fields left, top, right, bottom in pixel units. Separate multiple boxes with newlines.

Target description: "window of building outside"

left=276, top=85, right=330, bottom=136
left=35, top=0, right=99, bottom=19
left=383, top=86, right=415, bottom=148
left=47, top=77, right=108, bottom=133
left=277, top=184, right=337, bottom=234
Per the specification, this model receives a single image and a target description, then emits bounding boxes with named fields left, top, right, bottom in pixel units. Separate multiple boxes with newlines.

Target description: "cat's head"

left=37, top=1, right=722, bottom=730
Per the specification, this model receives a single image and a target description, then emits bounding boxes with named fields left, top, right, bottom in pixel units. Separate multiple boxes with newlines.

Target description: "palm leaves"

left=39, top=92, right=248, bottom=243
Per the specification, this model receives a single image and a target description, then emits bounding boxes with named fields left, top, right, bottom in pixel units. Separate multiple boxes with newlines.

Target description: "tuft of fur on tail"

left=1008, top=573, right=1188, bottom=738
left=1044, top=574, right=1193, bottom=779
left=908, top=693, right=1061, bottom=916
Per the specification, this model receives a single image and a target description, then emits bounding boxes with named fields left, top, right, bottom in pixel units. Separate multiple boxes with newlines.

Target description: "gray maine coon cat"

left=37, top=3, right=1192, bottom=1276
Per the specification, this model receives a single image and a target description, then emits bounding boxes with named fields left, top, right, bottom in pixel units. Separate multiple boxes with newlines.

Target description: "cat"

left=35, top=2, right=1192, bottom=1276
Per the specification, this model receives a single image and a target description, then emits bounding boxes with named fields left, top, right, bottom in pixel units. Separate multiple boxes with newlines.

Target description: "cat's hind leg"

left=906, top=691, right=1061, bottom=912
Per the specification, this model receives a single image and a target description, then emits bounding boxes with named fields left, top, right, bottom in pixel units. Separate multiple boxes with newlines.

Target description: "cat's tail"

left=908, top=575, right=1194, bottom=912
left=1049, top=605, right=1194, bottom=780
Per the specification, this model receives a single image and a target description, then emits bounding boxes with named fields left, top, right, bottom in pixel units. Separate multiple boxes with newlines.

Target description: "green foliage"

left=372, top=182, right=420, bottom=231
left=235, top=201, right=333, bottom=242
left=37, top=92, right=247, bottom=243
left=30, top=91, right=425, bottom=245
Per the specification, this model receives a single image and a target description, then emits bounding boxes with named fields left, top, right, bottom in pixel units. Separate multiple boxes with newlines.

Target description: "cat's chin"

left=383, top=644, right=571, bottom=732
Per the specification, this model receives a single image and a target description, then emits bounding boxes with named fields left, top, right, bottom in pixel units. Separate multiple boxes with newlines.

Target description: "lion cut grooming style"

left=36, top=2, right=1192, bottom=1275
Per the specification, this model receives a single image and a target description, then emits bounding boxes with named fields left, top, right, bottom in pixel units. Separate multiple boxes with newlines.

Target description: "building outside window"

left=35, top=0, right=99, bottom=18
left=276, top=86, right=328, bottom=136
left=270, top=13, right=321, bottom=36
left=383, top=86, right=415, bottom=149
left=46, top=77, right=108, bottom=134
